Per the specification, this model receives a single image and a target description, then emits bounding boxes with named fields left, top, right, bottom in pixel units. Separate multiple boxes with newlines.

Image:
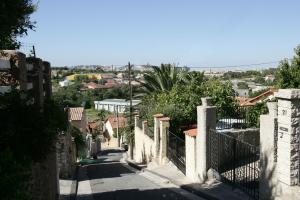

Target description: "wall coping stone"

left=153, top=113, right=164, bottom=118
left=159, top=117, right=170, bottom=121
left=276, top=89, right=300, bottom=100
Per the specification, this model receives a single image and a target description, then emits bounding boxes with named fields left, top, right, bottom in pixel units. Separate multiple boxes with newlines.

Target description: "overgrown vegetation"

left=277, top=45, right=300, bottom=88
left=53, top=83, right=134, bottom=109
left=139, top=68, right=236, bottom=134
left=0, top=91, right=68, bottom=199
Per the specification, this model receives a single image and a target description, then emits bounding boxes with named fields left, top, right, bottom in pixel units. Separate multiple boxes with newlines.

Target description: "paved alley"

left=76, top=148, right=205, bottom=200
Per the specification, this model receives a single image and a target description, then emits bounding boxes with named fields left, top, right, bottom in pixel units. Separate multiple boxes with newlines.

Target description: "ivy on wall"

left=0, top=90, right=68, bottom=199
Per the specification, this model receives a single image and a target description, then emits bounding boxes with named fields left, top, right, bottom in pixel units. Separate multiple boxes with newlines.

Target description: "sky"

left=20, top=0, right=300, bottom=68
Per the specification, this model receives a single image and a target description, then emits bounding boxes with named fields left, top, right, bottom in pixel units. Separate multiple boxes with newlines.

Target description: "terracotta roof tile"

left=69, top=107, right=84, bottom=121
left=184, top=128, right=197, bottom=137
left=106, top=116, right=127, bottom=129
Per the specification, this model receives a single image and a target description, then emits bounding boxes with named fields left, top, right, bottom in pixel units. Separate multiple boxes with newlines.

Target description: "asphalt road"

left=76, top=148, right=199, bottom=200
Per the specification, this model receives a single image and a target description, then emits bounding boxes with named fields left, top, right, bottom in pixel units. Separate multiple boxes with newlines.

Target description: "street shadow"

left=98, top=148, right=124, bottom=156
left=85, top=162, right=134, bottom=180
left=76, top=187, right=190, bottom=200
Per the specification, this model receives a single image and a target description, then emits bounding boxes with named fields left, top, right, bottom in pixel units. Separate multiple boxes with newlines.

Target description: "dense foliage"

left=0, top=0, right=36, bottom=49
left=70, top=126, right=86, bottom=158
left=277, top=45, right=300, bottom=88
left=0, top=91, right=68, bottom=199
left=139, top=64, right=189, bottom=95
left=237, top=82, right=249, bottom=89
left=53, top=83, right=133, bottom=109
left=139, top=72, right=236, bottom=134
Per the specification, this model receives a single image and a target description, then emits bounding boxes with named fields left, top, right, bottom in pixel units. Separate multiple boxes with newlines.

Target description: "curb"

left=137, top=167, right=220, bottom=200
left=124, top=159, right=225, bottom=200
left=180, top=185, right=219, bottom=200
left=125, top=159, right=146, bottom=171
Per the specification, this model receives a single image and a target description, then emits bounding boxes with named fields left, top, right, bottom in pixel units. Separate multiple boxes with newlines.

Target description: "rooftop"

left=69, top=107, right=84, bottom=121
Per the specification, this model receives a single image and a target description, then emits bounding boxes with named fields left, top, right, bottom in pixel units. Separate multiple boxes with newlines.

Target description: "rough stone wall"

left=29, top=145, right=59, bottom=200
left=1, top=51, right=59, bottom=200
left=276, top=90, right=300, bottom=186
left=57, top=130, right=76, bottom=179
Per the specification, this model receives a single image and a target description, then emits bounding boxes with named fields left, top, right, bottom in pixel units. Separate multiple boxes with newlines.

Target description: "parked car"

left=121, top=142, right=128, bottom=151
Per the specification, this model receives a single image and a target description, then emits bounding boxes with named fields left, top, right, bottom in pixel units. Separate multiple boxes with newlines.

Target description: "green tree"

left=139, top=76, right=236, bottom=135
left=277, top=45, right=300, bottom=88
left=0, top=0, right=36, bottom=49
left=237, top=82, right=249, bottom=89
left=139, top=64, right=188, bottom=95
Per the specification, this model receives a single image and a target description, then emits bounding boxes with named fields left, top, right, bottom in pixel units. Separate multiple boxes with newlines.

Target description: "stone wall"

left=259, top=90, right=300, bottom=200
left=1, top=51, right=58, bottom=200
left=57, top=130, right=77, bottom=179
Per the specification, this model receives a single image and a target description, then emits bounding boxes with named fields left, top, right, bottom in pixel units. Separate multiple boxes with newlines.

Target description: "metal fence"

left=217, top=106, right=253, bottom=130
left=167, top=130, right=186, bottom=174
left=137, top=118, right=143, bottom=129
left=146, top=126, right=154, bottom=140
left=208, top=129, right=260, bottom=200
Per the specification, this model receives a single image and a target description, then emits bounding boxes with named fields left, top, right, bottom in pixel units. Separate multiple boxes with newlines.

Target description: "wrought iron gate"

left=167, top=131, right=186, bottom=174
left=208, top=129, right=260, bottom=200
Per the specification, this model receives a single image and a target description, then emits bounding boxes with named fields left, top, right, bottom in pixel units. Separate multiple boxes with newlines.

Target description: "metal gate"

left=208, top=129, right=260, bottom=200
left=167, top=131, right=186, bottom=174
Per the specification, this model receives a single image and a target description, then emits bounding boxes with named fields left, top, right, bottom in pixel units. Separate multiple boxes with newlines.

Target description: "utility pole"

left=116, top=105, right=120, bottom=147
left=128, top=62, right=134, bottom=159
left=32, top=45, right=36, bottom=58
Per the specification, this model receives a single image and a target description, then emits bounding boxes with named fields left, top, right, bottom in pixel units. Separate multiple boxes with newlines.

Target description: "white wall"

left=185, top=135, right=197, bottom=181
left=134, top=124, right=155, bottom=164
left=105, top=121, right=115, bottom=137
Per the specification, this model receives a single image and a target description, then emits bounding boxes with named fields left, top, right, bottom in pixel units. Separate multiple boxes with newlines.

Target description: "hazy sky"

left=20, top=0, right=300, bottom=68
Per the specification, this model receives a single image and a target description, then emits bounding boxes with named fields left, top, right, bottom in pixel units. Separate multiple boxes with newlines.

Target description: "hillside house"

left=68, top=107, right=87, bottom=135
left=105, top=116, right=127, bottom=137
left=94, top=99, right=141, bottom=113
left=237, top=88, right=278, bottom=106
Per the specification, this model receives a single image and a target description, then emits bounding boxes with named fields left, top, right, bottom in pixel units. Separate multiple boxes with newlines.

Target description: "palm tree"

left=139, top=64, right=188, bottom=95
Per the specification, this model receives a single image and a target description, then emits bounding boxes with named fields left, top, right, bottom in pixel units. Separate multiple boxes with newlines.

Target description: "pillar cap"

left=153, top=113, right=164, bottom=118
left=184, top=128, right=197, bottom=137
left=159, top=117, right=170, bottom=121
left=276, top=89, right=300, bottom=100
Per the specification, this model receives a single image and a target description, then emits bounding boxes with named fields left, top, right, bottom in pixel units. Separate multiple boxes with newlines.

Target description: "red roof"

left=237, top=88, right=278, bottom=106
left=86, top=82, right=100, bottom=89
left=106, top=116, right=127, bottom=129
left=184, top=128, right=198, bottom=137
left=69, top=107, right=84, bottom=121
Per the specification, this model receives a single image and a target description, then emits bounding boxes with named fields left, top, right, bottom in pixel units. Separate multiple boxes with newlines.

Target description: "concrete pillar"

left=276, top=89, right=300, bottom=186
left=185, top=133, right=197, bottom=181
left=159, top=117, right=170, bottom=164
left=196, top=97, right=216, bottom=182
left=259, top=102, right=278, bottom=200
left=154, top=114, right=164, bottom=158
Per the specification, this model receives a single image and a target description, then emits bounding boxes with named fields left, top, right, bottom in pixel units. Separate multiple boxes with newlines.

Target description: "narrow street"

left=76, top=148, right=204, bottom=200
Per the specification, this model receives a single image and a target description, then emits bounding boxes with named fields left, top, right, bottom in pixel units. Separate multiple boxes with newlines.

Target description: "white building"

left=94, top=99, right=141, bottom=113
left=59, top=79, right=73, bottom=87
